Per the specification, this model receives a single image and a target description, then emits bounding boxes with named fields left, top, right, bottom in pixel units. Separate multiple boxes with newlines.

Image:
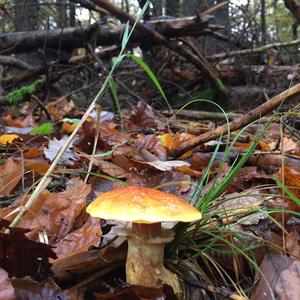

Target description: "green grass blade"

left=130, top=54, right=172, bottom=111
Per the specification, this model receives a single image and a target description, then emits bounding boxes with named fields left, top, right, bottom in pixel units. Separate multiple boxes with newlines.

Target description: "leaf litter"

left=0, top=98, right=299, bottom=299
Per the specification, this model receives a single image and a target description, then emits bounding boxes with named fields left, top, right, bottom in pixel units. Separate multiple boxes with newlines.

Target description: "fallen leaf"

left=61, top=121, right=77, bottom=134
left=286, top=231, right=300, bottom=260
left=0, top=178, right=91, bottom=242
left=44, top=136, right=77, bottom=165
left=125, top=102, right=165, bottom=131
left=0, top=158, right=22, bottom=197
left=140, top=160, right=190, bottom=172
left=0, top=268, right=16, bottom=300
left=0, top=219, right=56, bottom=280
left=251, top=253, right=300, bottom=300
left=0, top=134, right=23, bottom=146
left=94, top=159, right=129, bottom=178
left=2, top=114, right=36, bottom=128
left=12, top=278, right=67, bottom=299
left=160, top=133, right=178, bottom=152
left=127, top=171, right=191, bottom=195
left=23, top=159, right=50, bottom=175
left=46, top=97, right=75, bottom=122
left=53, top=216, right=102, bottom=259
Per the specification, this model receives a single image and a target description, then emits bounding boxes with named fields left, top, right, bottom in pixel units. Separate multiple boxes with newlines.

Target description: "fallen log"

left=0, top=15, right=211, bottom=55
left=171, top=83, right=300, bottom=157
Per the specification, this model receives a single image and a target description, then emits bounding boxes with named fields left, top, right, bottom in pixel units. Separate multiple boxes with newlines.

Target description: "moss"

left=30, top=122, right=53, bottom=136
left=8, top=79, right=43, bottom=105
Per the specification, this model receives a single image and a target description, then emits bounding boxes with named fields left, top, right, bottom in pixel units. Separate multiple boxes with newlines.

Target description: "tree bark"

left=14, top=0, right=39, bottom=31
left=0, top=15, right=211, bottom=55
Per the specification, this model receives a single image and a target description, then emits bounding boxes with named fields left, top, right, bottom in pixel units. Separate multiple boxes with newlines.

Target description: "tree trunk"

left=69, top=1, right=76, bottom=27
left=261, top=0, right=266, bottom=44
left=14, top=0, right=39, bottom=31
left=57, top=0, right=68, bottom=28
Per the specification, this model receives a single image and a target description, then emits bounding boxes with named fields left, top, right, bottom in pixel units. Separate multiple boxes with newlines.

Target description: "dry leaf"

left=251, top=253, right=300, bottom=300
left=0, top=268, right=16, bottom=300
left=0, top=158, right=22, bottom=197
left=0, top=134, right=23, bottom=146
left=0, top=178, right=90, bottom=242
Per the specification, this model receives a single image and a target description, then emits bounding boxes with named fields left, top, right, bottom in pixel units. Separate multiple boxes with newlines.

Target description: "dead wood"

left=0, top=15, right=210, bottom=55
left=0, top=55, right=33, bottom=70
left=171, top=83, right=300, bottom=157
left=88, top=0, right=227, bottom=100
left=1, top=67, right=44, bottom=90
left=163, top=109, right=242, bottom=121
left=207, top=39, right=300, bottom=61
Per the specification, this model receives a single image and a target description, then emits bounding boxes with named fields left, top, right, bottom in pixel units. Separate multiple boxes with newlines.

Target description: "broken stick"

left=172, top=83, right=300, bottom=158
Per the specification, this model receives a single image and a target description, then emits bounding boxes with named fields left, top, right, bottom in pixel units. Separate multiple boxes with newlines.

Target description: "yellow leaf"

left=161, top=133, right=178, bottom=151
left=61, top=121, right=77, bottom=134
left=0, top=134, right=23, bottom=146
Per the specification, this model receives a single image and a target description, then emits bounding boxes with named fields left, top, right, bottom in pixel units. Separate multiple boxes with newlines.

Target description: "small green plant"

left=8, top=79, right=43, bottom=105
left=30, top=122, right=53, bottom=136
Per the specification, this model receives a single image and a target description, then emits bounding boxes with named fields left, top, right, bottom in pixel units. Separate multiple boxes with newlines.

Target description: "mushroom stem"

left=126, top=222, right=180, bottom=297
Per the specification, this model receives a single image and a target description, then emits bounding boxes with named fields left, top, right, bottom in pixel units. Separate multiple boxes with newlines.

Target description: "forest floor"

left=0, top=81, right=300, bottom=299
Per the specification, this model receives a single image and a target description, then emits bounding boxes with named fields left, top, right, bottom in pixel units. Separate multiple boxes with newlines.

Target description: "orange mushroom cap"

left=86, top=186, right=202, bottom=224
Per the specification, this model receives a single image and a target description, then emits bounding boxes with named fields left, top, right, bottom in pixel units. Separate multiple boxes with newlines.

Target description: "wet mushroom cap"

left=86, top=186, right=202, bottom=223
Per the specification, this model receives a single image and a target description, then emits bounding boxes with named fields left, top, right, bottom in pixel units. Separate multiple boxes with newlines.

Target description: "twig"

left=207, top=39, right=300, bottom=61
left=172, top=83, right=300, bottom=157
left=31, top=95, right=52, bottom=121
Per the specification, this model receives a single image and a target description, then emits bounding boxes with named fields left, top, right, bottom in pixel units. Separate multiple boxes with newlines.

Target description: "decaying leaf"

left=0, top=219, right=56, bottom=280
left=44, top=136, right=77, bottom=165
left=53, top=216, right=102, bottom=259
left=251, top=253, right=300, bottom=300
left=0, top=178, right=91, bottom=242
left=0, top=158, right=22, bottom=197
left=140, top=159, right=190, bottom=172
left=0, top=134, right=23, bottom=146
left=0, top=268, right=16, bottom=300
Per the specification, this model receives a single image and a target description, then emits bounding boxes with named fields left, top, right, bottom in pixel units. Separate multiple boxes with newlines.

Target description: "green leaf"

left=130, top=54, right=172, bottom=111
left=121, top=22, right=130, bottom=50
left=30, top=123, right=53, bottom=136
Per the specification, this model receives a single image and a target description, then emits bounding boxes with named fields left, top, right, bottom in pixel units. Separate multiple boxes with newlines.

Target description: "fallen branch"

left=163, top=109, right=242, bottom=121
left=88, top=0, right=227, bottom=100
left=0, top=15, right=210, bottom=55
left=207, top=39, right=300, bottom=61
left=172, top=83, right=300, bottom=157
left=0, top=55, right=33, bottom=70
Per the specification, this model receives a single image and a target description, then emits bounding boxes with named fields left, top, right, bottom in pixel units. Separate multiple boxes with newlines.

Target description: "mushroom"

left=86, top=186, right=202, bottom=297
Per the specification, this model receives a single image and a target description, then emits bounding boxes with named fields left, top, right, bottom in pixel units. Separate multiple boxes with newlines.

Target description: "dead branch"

left=172, top=83, right=300, bottom=157
left=163, top=109, right=242, bottom=121
left=0, top=15, right=210, bottom=55
left=207, top=39, right=300, bottom=61
left=88, top=0, right=227, bottom=100
left=0, top=55, right=33, bottom=70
